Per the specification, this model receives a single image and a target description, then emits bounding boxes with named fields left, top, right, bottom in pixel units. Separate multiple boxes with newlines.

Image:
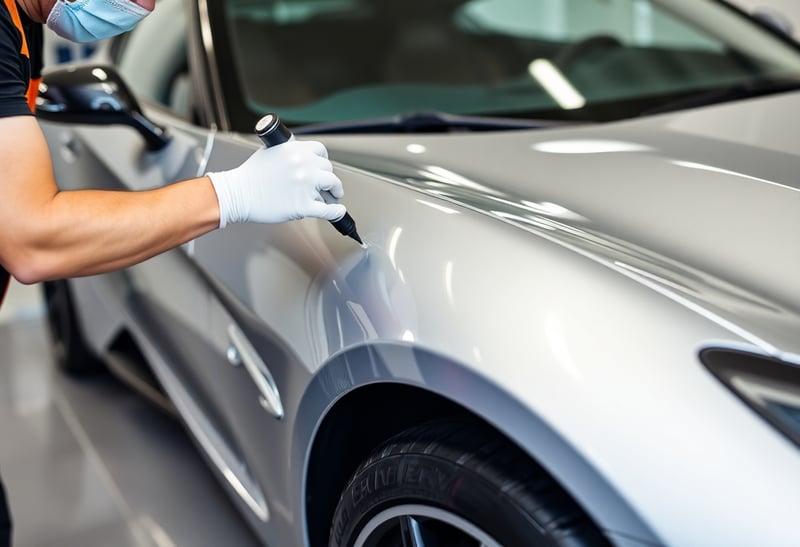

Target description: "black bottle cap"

left=255, top=113, right=293, bottom=148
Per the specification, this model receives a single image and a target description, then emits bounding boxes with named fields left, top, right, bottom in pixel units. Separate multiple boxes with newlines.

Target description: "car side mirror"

left=36, top=64, right=171, bottom=151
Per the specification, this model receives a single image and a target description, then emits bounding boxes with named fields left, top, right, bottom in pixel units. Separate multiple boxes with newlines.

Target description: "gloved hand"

left=207, top=140, right=346, bottom=228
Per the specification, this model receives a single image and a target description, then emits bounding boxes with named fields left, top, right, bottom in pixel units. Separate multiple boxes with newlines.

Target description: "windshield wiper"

left=641, top=78, right=800, bottom=116
left=291, top=111, right=567, bottom=135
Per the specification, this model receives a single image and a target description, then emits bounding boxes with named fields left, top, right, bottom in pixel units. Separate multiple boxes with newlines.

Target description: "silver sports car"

left=36, top=0, right=800, bottom=545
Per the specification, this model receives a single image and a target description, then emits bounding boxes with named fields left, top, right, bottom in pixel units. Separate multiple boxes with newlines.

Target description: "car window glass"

left=115, top=0, right=190, bottom=119
left=461, top=0, right=721, bottom=51
left=218, top=0, right=800, bottom=128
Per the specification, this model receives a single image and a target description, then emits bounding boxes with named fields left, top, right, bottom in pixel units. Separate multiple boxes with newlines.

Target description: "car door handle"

left=227, top=323, right=284, bottom=420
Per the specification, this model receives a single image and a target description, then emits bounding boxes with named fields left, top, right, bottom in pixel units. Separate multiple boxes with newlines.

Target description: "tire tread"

left=334, top=417, right=609, bottom=547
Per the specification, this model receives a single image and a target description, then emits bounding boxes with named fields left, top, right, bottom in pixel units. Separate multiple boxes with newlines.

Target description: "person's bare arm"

left=0, top=116, right=220, bottom=283
left=0, top=115, right=346, bottom=284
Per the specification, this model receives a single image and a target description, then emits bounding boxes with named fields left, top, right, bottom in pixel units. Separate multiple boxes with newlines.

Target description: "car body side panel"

left=38, top=115, right=257, bottom=488
left=318, top=93, right=800, bottom=352
left=191, top=132, right=800, bottom=546
left=296, top=176, right=800, bottom=546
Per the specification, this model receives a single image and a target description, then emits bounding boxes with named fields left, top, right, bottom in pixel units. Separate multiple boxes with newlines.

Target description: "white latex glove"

left=207, top=140, right=346, bottom=228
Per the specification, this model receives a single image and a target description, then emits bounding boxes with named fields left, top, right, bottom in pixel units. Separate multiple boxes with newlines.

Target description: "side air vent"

left=701, top=348, right=800, bottom=448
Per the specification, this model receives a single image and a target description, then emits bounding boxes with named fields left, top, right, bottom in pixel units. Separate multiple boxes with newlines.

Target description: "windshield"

left=211, top=0, right=800, bottom=130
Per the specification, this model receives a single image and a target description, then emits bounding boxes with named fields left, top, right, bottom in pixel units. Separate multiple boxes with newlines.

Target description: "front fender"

left=292, top=341, right=660, bottom=546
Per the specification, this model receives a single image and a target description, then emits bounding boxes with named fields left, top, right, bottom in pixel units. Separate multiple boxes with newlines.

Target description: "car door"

left=37, top=0, right=266, bottom=496
left=187, top=129, right=311, bottom=523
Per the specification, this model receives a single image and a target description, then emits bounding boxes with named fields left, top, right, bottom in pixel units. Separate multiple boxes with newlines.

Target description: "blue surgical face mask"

left=46, top=0, right=150, bottom=43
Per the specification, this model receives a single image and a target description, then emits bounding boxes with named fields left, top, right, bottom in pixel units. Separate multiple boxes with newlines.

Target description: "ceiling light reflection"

left=424, top=165, right=503, bottom=195
left=521, top=200, right=588, bottom=222
left=487, top=196, right=587, bottom=222
left=545, top=312, right=583, bottom=381
left=416, top=199, right=460, bottom=214
left=444, top=261, right=454, bottom=304
left=406, top=144, right=427, bottom=154
left=91, top=67, right=108, bottom=81
left=492, top=211, right=558, bottom=231
left=521, top=200, right=567, bottom=215
left=528, top=59, right=585, bottom=110
left=671, top=160, right=799, bottom=193
left=613, top=261, right=689, bottom=294
left=388, top=227, right=402, bottom=270
left=533, top=140, right=653, bottom=154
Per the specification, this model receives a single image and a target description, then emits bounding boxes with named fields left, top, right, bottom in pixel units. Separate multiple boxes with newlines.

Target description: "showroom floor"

left=0, top=281, right=260, bottom=547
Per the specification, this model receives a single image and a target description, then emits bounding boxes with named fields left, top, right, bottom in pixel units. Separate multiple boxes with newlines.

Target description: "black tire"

left=329, top=418, right=610, bottom=547
left=42, top=280, right=101, bottom=375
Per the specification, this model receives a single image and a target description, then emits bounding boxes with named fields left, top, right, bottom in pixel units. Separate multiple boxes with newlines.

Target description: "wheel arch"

left=295, top=342, right=660, bottom=547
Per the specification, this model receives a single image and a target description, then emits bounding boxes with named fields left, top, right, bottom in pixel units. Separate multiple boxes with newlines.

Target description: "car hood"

left=324, top=92, right=800, bottom=354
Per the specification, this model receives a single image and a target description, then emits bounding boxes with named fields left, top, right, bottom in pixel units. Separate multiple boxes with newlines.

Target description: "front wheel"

left=329, top=418, right=609, bottom=547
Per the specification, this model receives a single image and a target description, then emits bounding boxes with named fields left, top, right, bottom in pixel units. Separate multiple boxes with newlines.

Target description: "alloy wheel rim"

left=353, top=504, right=502, bottom=547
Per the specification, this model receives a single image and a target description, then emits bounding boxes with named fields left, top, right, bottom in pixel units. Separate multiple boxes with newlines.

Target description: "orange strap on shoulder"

left=3, top=0, right=36, bottom=111
left=27, top=77, right=39, bottom=110
left=3, top=0, right=28, bottom=56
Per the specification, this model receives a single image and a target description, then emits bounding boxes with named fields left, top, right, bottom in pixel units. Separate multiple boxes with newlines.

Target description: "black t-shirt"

left=0, top=1, right=42, bottom=303
left=0, top=0, right=41, bottom=117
